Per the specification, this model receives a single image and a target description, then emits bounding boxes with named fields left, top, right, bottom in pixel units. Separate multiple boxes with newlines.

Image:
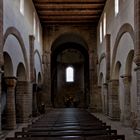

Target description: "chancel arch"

left=51, top=33, right=89, bottom=108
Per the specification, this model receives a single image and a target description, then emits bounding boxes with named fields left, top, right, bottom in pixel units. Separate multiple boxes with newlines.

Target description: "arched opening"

left=113, top=61, right=121, bottom=120
left=1, top=70, right=7, bottom=129
left=51, top=34, right=89, bottom=108
left=36, top=72, right=42, bottom=112
left=2, top=52, right=14, bottom=129
left=122, top=50, right=134, bottom=126
left=32, top=69, right=38, bottom=116
left=114, top=61, right=121, bottom=80
left=99, top=73, right=104, bottom=113
left=16, top=63, right=26, bottom=81
left=16, top=63, right=27, bottom=123
left=38, top=72, right=42, bottom=84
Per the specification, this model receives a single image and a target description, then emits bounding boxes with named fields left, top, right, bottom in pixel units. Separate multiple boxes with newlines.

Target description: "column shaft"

left=108, top=80, right=120, bottom=120
left=5, top=77, right=17, bottom=129
left=121, top=75, right=131, bottom=126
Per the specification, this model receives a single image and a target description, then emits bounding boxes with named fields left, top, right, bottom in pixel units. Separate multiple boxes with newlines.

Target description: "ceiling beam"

left=42, top=20, right=98, bottom=24
left=33, top=0, right=106, bottom=4
left=38, top=10, right=102, bottom=16
left=40, top=16, right=99, bottom=20
left=34, top=4, right=104, bottom=10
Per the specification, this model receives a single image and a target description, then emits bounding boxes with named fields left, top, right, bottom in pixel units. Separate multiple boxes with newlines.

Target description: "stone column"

left=105, top=34, right=111, bottom=82
left=89, top=68, right=94, bottom=110
left=89, top=50, right=99, bottom=111
left=0, top=0, right=3, bottom=133
left=103, top=83, right=108, bottom=115
left=0, top=0, right=3, bottom=66
left=134, top=0, right=140, bottom=132
left=5, top=77, right=17, bottom=129
left=29, top=35, right=35, bottom=82
left=134, top=66, right=140, bottom=131
left=32, top=83, right=38, bottom=116
left=16, top=81, right=32, bottom=123
left=42, top=51, right=52, bottom=107
left=121, top=75, right=131, bottom=126
left=108, top=79, right=120, bottom=120
left=0, top=70, right=3, bottom=132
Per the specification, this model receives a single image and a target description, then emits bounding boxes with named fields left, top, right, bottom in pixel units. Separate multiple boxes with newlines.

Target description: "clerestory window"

left=20, top=0, right=24, bottom=15
left=115, top=0, right=119, bottom=16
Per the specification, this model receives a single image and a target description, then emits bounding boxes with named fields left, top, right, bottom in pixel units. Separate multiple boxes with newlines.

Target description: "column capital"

left=134, top=65, right=140, bottom=71
left=120, top=74, right=131, bottom=79
left=121, top=75, right=131, bottom=85
left=109, top=79, right=119, bottom=83
left=4, top=76, right=17, bottom=87
left=29, top=35, right=35, bottom=41
left=103, top=83, right=108, bottom=86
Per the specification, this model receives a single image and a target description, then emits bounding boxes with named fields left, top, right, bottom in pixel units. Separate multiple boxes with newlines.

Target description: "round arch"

left=51, top=33, right=89, bottom=52
left=125, top=50, right=134, bottom=76
left=99, top=72, right=104, bottom=86
left=114, top=61, right=121, bottom=79
left=34, top=49, right=43, bottom=74
left=16, top=62, right=27, bottom=81
left=3, top=27, right=29, bottom=79
left=99, top=53, right=106, bottom=65
left=3, top=52, right=13, bottom=76
left=38, top=72, right=42, bottom=84
left=111, top=23, right=134, bottom=77
left=51, top=33, right=90, bottom=108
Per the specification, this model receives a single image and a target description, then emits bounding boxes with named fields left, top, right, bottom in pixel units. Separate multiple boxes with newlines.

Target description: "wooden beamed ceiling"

left=33, top=0, right=106, bottom=26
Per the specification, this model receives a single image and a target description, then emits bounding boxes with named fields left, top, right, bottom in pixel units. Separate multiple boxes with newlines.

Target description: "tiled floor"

left=92, top=113, right=140, bottom=140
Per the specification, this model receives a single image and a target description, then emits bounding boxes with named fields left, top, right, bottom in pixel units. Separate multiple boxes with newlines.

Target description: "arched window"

left=103, top=13, right=106, bottom=37
left=33, top=12, right=36, bottom=36
left=100, top=22, right=103, bottom=43
left=20, top=0, right=24, bottom=15
left=66, top=66, right=74, bottom=82
left=115, top=0, right=119, bottom=16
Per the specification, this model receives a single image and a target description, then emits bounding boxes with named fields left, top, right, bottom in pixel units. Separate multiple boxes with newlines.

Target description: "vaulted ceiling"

left=33, top=0, right=106, bottom=26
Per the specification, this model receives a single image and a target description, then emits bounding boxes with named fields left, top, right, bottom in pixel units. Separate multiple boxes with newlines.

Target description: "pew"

left=5, top=135, right=125, bottom=140
left=5, top=108, right=125, bottom=140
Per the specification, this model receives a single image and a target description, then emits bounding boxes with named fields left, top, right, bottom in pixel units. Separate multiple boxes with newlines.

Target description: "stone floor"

left=1, top=112, right=140, bottom=140
left=92, top=113, right=140, bottom=140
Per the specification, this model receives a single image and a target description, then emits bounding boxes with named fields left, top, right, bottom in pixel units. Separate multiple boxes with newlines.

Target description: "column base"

left=122, top=120, right=131, bottom=127
left=6, top=125, right=16, bottom=130
left=108, top=115, right=120, bottom=121
left=134, top=129, right=140, bottom=135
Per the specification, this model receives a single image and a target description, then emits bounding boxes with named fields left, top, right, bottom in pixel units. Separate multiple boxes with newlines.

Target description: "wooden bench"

left=15, top=129, right=117, bottom=138
left=5, top=135, right=125, bottom=140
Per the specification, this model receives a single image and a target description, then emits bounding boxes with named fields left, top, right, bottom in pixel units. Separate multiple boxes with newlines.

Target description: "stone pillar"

left=134, top=66, right=140, bottom=131
left=134, top=0, right=140, bottom=132
left=0, top=70, right=3, bottom=132
left=5, top=77, right=17, bottom=129
left=32, top=83, right=38, bottom=116
left=89, top=50, right=99, bottom=111
left=0, top=0, right=3, bottom=66
left=0, top=0, right=3, bottom=133
left=89, top=68, right=94, bottom=109
left=16, top=81, right=33, bottom=123
left=105, top=34, right=111, bottom=81
left=29, top=35, right=35, bottom=82
left=42, top=51, right=52, bottom=107
left=108, top=79, right=120, bottom=120
left=121, top=75, right=131, bottom=126
left=103, top=83, right=108, bottom=115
